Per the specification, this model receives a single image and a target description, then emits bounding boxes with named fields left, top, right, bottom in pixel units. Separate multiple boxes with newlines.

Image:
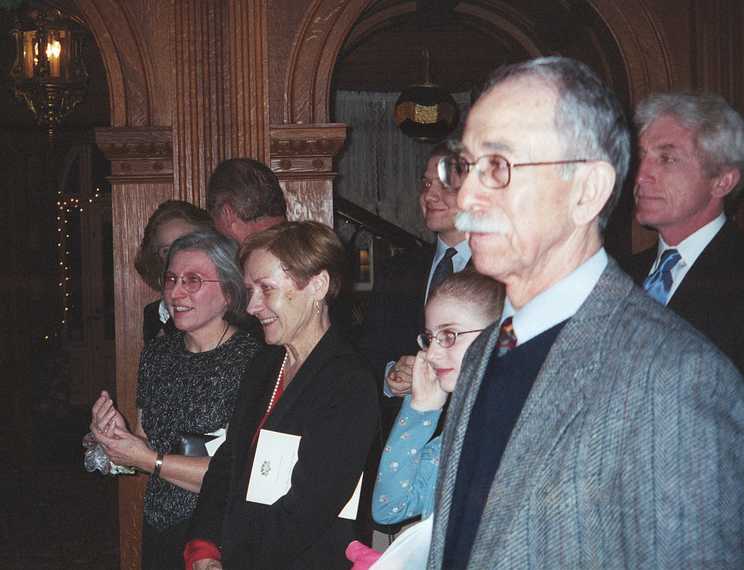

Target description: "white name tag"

left=246, top=428, right=362, bottom=520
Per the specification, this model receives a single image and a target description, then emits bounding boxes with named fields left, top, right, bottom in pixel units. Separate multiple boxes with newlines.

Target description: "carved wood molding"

left=95, top=127, right=173, bottom=183
left=269, top=123, right=347, bottom=176
left=269, top=123, right=347, bottom=228
left=76, top=0, right=154, bottom=126
left=588, top=0, right=674, bottom=103
left=284, top=0, right=373, bottom=124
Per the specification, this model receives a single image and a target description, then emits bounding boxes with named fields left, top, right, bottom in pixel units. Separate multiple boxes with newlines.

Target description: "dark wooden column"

left=173, top=0, right=270, bottom=207
left=95, top=126, right=175, bottom=570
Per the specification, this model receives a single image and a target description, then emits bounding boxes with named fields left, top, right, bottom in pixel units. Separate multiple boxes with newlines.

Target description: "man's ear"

left=310, top=270, right=330, bottom=300
left=712, top=167, right=740, bottom=198
left=570, top=161, right=615, bottom=227
left=221, top=202, right=237, bottom=224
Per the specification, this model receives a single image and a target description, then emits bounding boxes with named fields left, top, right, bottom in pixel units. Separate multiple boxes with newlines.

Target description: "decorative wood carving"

left=75, top=0, right=154, bottom=126
left=96, top=127, right=173, bottom=183
left=588, top=0, right=674, bottom=102
left=270, top=124, right=347, bottom=226
left=284, top=0, right=372, bottom=124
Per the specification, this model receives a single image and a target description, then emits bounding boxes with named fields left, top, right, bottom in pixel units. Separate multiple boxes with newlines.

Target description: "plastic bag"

left=82, top=432, right=135, bottom=475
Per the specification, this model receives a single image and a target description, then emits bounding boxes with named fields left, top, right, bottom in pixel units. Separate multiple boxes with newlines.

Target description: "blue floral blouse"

left=372, top=395, right=443, bottom=524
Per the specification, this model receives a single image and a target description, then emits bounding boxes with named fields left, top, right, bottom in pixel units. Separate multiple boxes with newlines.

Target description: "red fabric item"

left=183, top=539, right=221, bottom=570
left=346, top=540, right=383, bottom=570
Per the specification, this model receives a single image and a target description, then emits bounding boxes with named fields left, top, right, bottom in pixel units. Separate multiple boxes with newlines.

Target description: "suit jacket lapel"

left=668, top=221, right=730, bottom=311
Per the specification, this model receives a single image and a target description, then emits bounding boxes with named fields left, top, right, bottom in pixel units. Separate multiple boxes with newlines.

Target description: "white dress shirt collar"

left=654, top=212, right=725, bottom=271
left=650, top=213, right=725, bottom=302
left=501, top=248, right=608, bottom=345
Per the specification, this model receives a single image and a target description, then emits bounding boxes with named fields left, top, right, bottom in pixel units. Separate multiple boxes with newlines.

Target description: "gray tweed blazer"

left=428, top=258, right=744, bottom=569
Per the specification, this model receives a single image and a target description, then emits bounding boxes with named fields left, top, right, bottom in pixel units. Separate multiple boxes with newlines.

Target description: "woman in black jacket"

left=185, top=221, right=379, bottom=570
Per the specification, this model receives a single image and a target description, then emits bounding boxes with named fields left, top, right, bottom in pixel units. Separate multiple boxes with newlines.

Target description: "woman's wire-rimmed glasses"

left=417, top=328, right=485, bottom=350
left=437, top=153, right=592, bottom=190
left=163, top=272, right=221, bottom=294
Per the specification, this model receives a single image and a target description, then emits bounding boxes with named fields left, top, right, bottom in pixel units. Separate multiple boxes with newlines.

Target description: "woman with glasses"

left=134, top=200, right=214, bottom=342
left=185, top=221, right=378, bottom=570
left=91, top=229, right=262, bottom=569
left=346, top=270, right=503, bottom=569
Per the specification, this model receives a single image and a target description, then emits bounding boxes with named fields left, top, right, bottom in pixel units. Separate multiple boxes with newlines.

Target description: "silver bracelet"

left=153, top=452, right=164, bottom=479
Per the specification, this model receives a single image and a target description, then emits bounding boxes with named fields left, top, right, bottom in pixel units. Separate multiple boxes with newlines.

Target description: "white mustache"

left=455, top=210, right=508, bottom=234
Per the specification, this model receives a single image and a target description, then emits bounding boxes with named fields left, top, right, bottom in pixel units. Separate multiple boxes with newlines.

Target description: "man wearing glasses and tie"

left=427, top=57, right=744, bottom=569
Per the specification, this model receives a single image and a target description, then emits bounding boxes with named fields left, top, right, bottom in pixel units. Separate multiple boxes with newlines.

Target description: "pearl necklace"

left=265, top=352, right=288, bottom=415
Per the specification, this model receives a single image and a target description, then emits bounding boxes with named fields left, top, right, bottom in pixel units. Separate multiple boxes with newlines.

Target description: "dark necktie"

left=643, top=248, right=681, bottom=305
left=496, top=316, right=518, bottom=358
left=429, top=247, right=457, bottom=296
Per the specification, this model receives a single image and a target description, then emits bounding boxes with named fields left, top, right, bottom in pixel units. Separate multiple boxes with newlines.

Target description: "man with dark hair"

left=207, top=158, right=287, bottom=243
left=428, top=57, right=744, bottom=568
left=358, top=143, right=472, bottom=402
left=621, top=92, right=744, bottom=372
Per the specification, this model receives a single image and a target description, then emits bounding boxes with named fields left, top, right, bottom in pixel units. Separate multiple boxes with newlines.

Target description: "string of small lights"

left=46, top=187, right=103, bottom=342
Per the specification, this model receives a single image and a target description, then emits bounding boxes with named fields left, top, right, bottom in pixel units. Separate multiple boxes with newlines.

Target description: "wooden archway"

left=284, top=0, right=674, bottom=126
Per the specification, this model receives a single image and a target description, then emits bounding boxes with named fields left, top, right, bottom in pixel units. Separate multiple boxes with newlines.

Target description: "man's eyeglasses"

left=163, top=272, right=221, bottom=294
left=437, top=154, right=592, bottom=190
left=417, top=328, right=484, bottom=350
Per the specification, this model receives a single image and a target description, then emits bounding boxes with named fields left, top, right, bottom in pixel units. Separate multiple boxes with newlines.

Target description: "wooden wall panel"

left=96, top=126, right=175, bottom=570
left=173, top=0, right=270, bottom=207
left=226, top=0, right=270, bottom=162
left=173, top=0, right=229, bottom=206
left=110, top=180, right=172, bottom=570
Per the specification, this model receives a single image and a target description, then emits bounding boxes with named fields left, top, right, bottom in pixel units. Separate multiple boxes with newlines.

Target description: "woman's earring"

left=315, top=300, right=321, bottom=315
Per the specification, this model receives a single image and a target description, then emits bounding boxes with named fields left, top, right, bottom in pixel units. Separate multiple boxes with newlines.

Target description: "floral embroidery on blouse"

left=372, top=395, right=443, bottom=524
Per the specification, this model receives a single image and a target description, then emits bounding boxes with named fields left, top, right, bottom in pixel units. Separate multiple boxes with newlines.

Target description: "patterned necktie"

left=643, top=248, right=681, bottom=305
left=496, top=316, right=518, bottom=358
left=429, top=247, right=457, bottom=295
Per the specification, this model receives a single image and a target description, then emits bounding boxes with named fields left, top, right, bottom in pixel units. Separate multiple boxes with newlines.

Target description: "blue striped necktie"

left=643, top=248, right=681, bottom=305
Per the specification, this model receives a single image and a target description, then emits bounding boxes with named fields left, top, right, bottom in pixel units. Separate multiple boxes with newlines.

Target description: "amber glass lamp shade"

left=394, top=83, right=459, bottom=142
left=9, top=7, right=88, bottom=137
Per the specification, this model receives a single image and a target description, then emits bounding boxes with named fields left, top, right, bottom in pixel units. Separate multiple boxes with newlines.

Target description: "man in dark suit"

left=428, top=57, right=744, bottom=568
left=358, top=143, right=472, bottom=400
left=621, top=92, right=744, bottom=372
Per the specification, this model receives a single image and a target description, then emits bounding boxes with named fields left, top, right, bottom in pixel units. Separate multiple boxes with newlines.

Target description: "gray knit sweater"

left=136, top=328, right=261, bottom=530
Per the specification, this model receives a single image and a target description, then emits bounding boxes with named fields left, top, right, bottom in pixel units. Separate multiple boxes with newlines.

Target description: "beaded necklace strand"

left=265, top=352, right=288, bottom=416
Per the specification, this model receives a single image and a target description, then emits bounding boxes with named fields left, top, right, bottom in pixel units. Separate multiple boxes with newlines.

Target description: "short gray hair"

left=207, top=158, right=286, bottom=222
left=481, top=56, right=631, bottom=230
left=165, top=229, right=246, bottom=324
left=635, top=91, right=744, bottom=197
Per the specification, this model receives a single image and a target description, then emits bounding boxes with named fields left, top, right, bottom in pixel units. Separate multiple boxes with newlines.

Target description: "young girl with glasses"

left=347, top=270, right=504, bottom=569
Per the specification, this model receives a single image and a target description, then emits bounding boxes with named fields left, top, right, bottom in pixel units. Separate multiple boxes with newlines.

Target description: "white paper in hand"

left=246, top=428, right=363, bottom=519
